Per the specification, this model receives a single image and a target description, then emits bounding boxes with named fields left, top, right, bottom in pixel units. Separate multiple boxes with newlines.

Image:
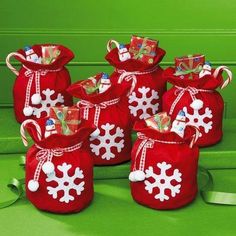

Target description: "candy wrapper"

left=41, top=46, right=61, bottom=64
left=129, top=35, right=158, bottom=64
left=145, top=112, right=171, bottom=132
left=48, top=106, right=80, bottom=135
left=80, top=76, right=100, bottom=94
left=174, top=54, right=205, bottom=79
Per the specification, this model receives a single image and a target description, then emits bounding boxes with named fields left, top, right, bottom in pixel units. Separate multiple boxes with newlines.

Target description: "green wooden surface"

left=0, top=0, right=236, bottom=117
left=0, top=153, right=236, bottom=236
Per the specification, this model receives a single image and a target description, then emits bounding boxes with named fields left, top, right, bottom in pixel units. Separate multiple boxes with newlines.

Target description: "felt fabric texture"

left=162, top=67, right=225, bottom=147
left=67, top=81, right=132, bottom=166
left=24, top=121, right=95, bottom=214
left=105, top=44, right=166, bottom=123
left=12, top=44, right=74, bottom=123
left=130, top=120, right=199, bottom=210
left=1, top=109, right=236, bottom=170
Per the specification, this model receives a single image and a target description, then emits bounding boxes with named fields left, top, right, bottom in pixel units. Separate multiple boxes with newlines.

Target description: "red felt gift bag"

left=129, top=121, right=199, bottom=210
left=6, top=44, right=74, bottom=123
left=162, top=65, right=233, bottom=147
left=105, top=40, right=166, bottom=122
left=67, top=75, right=132, bottom=166
left=20, top=119, right=95, bottom=214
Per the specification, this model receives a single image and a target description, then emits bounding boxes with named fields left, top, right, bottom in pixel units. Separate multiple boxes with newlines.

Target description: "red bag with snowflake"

left=6, top=44, right=74, bottom=123
left=20, top=119, right=95, bottom=214
left=105, top=39, right=166, bottom=123
left=162, top=56, right=233, bottom=147
left=129, top=120, right=200, bottom=210
left=67, top=74, right=132, bottom=166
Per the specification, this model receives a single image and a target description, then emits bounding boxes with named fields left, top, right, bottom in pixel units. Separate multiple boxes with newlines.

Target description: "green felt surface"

left=1, top=108, right=236, bottom=169
left=0, top=156, right=236, bottom=236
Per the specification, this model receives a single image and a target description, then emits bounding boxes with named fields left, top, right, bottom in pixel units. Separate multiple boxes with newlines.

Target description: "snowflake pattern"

left=33, top=89, right=64, bottom=118
left=183, top=106, right=213, bottom=137
left=90, top=123, right=124, bottom=160
left=128, top=86, right=159, bottom=120
left=46, top=162, right=85, bottom=203
left=144, top=162, right=182, bottom=202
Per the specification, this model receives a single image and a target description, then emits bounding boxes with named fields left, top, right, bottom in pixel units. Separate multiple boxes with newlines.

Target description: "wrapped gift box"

left=174, top=54, right=205, bottom=79
left=145, top=112, right=171, bottom=132
left=129, top=35, right=158, bottom=64
left=80, top=76, right=100, bottom=94
left=49, top=106, right=80, bottom=135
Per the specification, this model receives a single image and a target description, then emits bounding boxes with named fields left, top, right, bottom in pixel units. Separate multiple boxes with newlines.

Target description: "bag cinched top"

left=130, top=120, right=200, bottom=210
left=6, top=44, right=74, bottom=123
left=163, top=65, right=232, bottom=147
left=67, top=75, right=133, bottom=166
left=20, top=119, right=95, bottom=214
left=105, top=39, right=167, bottom=123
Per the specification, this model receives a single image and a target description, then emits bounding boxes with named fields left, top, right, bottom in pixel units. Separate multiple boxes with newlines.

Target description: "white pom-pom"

left=42, top=161, right=55, bottom=174
left=129, top=171, right=137, bottom=182
left=134, top=170, right=146, bottom=181
left=23, top=106, right=34, bottom=116
left=190, top=99, right=203, bottom=110
left=28, top=180, right=39, bottom=192
left=90, top=128, right=100, bottom=139
left=31, top=93, right=42, bottom=105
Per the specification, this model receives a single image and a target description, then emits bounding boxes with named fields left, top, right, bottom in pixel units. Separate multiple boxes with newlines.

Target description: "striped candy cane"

left=6, top=52, right=26, bottom=76
left=20, top=119, right=42, bottom=146
left=107, top=39, right=120, bottom=52
left=189, top=125, right=201, bottom=148
left=213, top=66, right=233, bottom=89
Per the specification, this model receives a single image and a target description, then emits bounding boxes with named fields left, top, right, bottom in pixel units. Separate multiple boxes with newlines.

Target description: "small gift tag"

left=174, top=54, right=205, bottom=79
left=48, top=106, right=80, bottom=136
left=129, top=35, right=158, bottom=64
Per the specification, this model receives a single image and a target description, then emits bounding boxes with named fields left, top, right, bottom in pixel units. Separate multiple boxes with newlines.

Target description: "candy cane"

left=107, top=39, right=120, bottom=52
left=6, top=52, right=26, bottom=76
left=20, top=119, right=42, bottom=147
left=189, top=126, right=201, bottom=148
left=213, top=66, right=233, bottom=89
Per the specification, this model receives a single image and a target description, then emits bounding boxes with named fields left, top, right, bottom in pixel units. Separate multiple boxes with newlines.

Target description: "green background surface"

left=0, top=154, right=236, bottom=236
left=0, top=0, right=236, bottom=235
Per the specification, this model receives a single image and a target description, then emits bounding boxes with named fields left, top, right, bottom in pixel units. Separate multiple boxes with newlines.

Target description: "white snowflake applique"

left=183, top=106, right=213, bottom=137
left=46, top=162, right=85, bottom=203
left=33, top=89, right=64, bottom=118
left=90, top=123, right=124, bottom=160
left=128, top=86, right=159, bottom=120
left=144, top=162, right=182, bottom=202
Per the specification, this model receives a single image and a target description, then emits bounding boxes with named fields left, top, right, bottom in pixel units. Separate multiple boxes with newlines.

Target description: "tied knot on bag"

left=169, top=86, right=212, bottom=115
left=23, top=67, right=62, bottom=113
left=29, top=142, right=83, bottom=192
left=35, top=147, right=64, bottom=162
left=78, top=98, right=120, bottom=126
left=116, top=66, right=159, bottom=95
left=24, top=69, right=49, bottom=110
left=24, top=69, right=48, bottom=78
left=132, top=133, right=155, bottom=173
left=131, top=130, right=198, bottom=179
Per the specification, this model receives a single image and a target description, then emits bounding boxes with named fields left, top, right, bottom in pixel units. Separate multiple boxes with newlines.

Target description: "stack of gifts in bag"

left=2, top=35, right=233, bottom=213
